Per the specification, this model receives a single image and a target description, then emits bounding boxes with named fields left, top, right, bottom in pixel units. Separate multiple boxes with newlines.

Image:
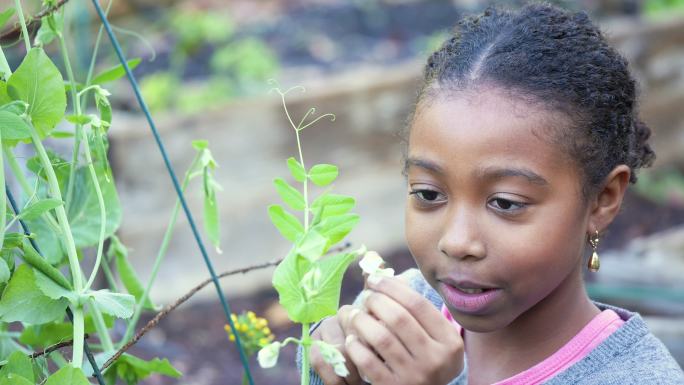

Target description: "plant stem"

left=83, top=0, right=111, bottom=89
left=13, top=0, right=31, bottom=51
left=100, top=257, right=119, bottom=291
left=295, top=129, right=309, bottom=231
left=28, top=122, right=85, bottom=367
left=55, top=23, right=107, bottom=292
left=27, top=125, right=82, bottom=291
left=301, top=322, right=311, bottom=385
left=120, top=154, right=201, bottom=346
left=71, top=306, right=85, bottom=368
left=89, top=298, right=114, bottom=351
left=81, top=128, right=107, bottom=291
left=58, top=26, right=84, bottom=214
left=0, top=132, right=6, bottom=255
left=3, top=145, right=62, bottom=232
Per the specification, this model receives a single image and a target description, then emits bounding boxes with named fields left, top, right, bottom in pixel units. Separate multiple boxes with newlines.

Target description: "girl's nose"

left=437, top=207, right=486, bottom=261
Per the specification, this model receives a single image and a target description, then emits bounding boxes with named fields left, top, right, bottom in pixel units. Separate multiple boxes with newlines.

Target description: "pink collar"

left=441, top=305, right=625, bottom=384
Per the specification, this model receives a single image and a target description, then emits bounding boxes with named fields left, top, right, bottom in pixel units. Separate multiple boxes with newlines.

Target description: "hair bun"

left=630, top=119, right=656, bottom=178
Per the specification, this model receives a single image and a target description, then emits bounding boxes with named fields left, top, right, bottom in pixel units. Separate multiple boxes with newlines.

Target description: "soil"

left=127, top=189, right=684, bottom=385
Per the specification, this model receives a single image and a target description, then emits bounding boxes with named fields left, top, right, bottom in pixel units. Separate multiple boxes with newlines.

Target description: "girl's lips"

left=439, top=282, right=503, bottom=314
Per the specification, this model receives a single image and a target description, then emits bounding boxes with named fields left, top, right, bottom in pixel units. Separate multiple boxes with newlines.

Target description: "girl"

left=308, top=3, right=684, bottom=385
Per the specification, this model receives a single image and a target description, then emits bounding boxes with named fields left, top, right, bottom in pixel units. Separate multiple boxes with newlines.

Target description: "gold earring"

left=588, top=230, right=600, bottom=272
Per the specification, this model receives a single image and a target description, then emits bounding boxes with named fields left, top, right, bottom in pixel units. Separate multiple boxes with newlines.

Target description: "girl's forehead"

left=408, top=90, right=573, bottom=177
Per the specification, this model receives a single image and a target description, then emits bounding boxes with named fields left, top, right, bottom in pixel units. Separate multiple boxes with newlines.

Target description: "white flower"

left=257, top=341, right=281, bottom=368
left=359, top=251, right=394, bottom=279
left=314, top=341, right=349, bottom=377
left=301, top=267, right=322, bottom=299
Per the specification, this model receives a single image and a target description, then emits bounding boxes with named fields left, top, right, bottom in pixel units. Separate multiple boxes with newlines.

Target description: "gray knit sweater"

left=303, top=269, right=684, bottom=384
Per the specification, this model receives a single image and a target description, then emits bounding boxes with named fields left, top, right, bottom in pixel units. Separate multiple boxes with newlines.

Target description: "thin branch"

left=98, top=258, right=283, bottom=373
left=30, top=334, right=90, bottom=359
left=98, top=242, right=351, bottom=374
left=0, top=0, right=70, bottom=41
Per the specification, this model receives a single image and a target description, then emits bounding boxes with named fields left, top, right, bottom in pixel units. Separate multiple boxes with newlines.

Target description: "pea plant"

left=255, top=84, right=370, bottom=385
left=0, top=1, right=223, bottom=384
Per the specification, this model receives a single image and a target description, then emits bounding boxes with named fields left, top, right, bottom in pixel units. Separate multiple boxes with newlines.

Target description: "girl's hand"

left=343, top=276, right=464, bottom=385
left=310, top=307, right=366, bottom=385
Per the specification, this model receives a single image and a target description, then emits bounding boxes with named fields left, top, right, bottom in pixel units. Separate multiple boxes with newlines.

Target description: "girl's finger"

left=349, top=309, right=412, bottom=371
left=345, top=334, right=393, bottom=385
left=366, top=276, right=452, bottom=340
left=362, top=290, right=430, bottom=357
left=310, top=342, right=347, bottom=385
left=319, top=320, right=364, bottom=385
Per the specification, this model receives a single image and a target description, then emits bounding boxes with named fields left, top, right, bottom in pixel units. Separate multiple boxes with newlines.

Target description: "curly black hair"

left=411, top=2, right=655, bottom=197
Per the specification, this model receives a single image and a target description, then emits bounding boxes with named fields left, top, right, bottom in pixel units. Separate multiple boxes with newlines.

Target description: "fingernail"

left=349, top=308, right=361, bottom=321
left=360, top=371, right=371, bottom=383
left=367, top=274, right=383, bottom=286
left=345, top=334, right=356, bottom=346
left=358, top=289, right=371, bottom=306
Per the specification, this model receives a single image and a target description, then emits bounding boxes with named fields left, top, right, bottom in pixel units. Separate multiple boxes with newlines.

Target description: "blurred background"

left=2, top=0, right=683, bottom=383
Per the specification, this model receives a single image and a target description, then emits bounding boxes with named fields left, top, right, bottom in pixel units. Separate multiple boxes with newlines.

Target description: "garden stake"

left=88, top=1, right=255, bottom=383
left=4, top=186, right=107, bottom=385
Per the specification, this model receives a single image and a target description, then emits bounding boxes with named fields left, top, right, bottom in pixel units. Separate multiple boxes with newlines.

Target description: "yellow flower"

left=263, top=327, right=271, bottom=335
left=229, top=334, right=235, bottom=341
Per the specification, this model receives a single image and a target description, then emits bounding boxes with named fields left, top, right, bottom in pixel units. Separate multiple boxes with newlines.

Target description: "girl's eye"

left=409, top=189, right=445, bottom=204
left=488, top=197, right=526, bottom=213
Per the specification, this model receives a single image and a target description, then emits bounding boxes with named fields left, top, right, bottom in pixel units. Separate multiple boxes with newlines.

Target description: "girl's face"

left=405, top=88, right=591, bottom=332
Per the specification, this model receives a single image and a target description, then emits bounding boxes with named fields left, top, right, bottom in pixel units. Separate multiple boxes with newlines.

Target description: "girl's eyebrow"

left=474, top=165, right=549, bottom=186
left=405, top=157, right=445, bottom=174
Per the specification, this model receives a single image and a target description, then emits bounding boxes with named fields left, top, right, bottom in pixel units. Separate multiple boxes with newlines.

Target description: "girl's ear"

left=588, top=165, right=631, bottom=233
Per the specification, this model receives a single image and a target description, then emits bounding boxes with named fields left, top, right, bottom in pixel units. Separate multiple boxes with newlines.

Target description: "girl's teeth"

left=460, top=288, right=484, bottom=294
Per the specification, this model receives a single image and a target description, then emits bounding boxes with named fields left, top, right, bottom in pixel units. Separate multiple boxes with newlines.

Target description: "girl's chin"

left=447, top=307, right=513, bottom=333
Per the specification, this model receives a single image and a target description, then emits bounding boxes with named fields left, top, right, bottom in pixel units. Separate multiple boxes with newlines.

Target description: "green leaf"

left=273, top=251, right=356, bottom=323
left=20, top=317, right=113, bottom=348
left=7, top=47, right=67, bottom=138
left=0, top=9, right=15, bottom=30
left=267, top=204, right=304, bottom=242
left=105, top=353, right=182, bottom=385
left=111, top=237, right=156, bottom=311
left=192, top=139, right=208, bottom=150
left=95, top=91, right=112, bottom=127
left=0, top=259, right=9, bottom=285
left=287, top=157, right=306, bottom=182
left=0, top=351, right=34, bottom=383
left=0, top=264, right=68, bottom=324
left=34, top=17, right=58, bottom=46
left=273, top=177, right=305, bottom=210
left=66, top=166, right=121, bottom=249
left=34, top=269, right=77, bottom=303
left=311, top=194, right=355, bottom=221
left=0, top=374, right=33, bottom=385
left=2, top=233, right=27, bottom=249
left=203, top=172, right=221, bottom=253
left=0, top=333, right=24, bottom=363
left=88, top=289, right=135, bottom=319
left=17, top=198, right=62, bottom=221
left=26, top=159, right=121, bottom=265
left=44, top=366, right=91, bottom=385
left=295, top=229, right=328, bottom=262
left=18, top=322, right=72, bottom=348
left=309, top=164, right=338, bottom=187
left=50, top=130, right=75, bottom=138
left=0, top=82, right=11, bottom=104
left=0, top=111, right=31, bottom=141
left=314, top=213, right=359, bottom=247
left=65, top=114, right=92, bottom=125
left=91, top=58, right=141, bottom=85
